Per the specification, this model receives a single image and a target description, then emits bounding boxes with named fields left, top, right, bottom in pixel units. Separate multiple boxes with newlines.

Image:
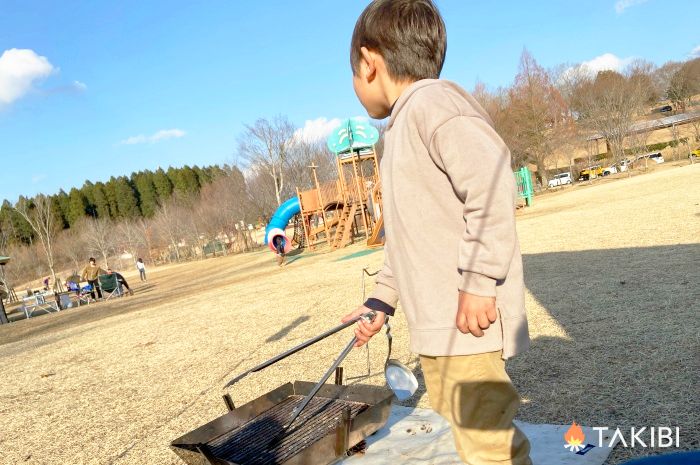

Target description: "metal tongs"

left=280, top=314, right=374, bottom=434
left=224, top=310, right=376, bottom=389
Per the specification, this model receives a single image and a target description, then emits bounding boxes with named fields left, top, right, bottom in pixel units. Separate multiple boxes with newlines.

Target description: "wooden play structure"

left=293, top=119, right=384, bottom=251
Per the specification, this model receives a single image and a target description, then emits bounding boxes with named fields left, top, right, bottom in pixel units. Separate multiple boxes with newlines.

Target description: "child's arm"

left=341, top=254, right=399, bottom=347
left=365, top=256, right=399, bottom=314
left=429, top=115, right=517, bottom=333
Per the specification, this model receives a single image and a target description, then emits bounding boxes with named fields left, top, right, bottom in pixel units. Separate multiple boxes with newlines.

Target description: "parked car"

left=648, top=152, right=665, bottom=164
left=548, top=172, right=573, bottom=188
left=578, top=165, right=604, bottom=181
left=635, top=152, right=665, bottom=164
left=658, top=105, right=673, bottom=113
left=602, top=165, right=618, bottom=176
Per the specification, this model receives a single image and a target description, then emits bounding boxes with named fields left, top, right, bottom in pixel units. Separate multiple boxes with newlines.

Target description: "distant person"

left=81, top=258, right=105, bottom=299
left=42, top=276, right=50, bottom=291
left=106, top=268, right=134, bottom=296
left=272, top=236, right=285, bottom=266
left=136, top=258, right=147, bottom=281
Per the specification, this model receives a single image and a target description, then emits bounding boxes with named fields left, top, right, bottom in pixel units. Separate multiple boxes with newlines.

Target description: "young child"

left=136, top=258, right=147, bottom=282
left=341, top=1, right=532, bottom=463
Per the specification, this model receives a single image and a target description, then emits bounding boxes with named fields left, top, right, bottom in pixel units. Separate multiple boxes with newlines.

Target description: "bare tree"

left=284, top=138, right=336, bottom=192
left=14, top=195, right=60, bottom=286
left=667, top=58, right=700, bottom=112
left=116, top=220, right=145, bottom=265
left=652, top=61, right=683, bottom=102
left=569, top=68, right=651, bottom=167
left=668, top=123, right=691, bottom=161
left=135, top=218, right=155, bottom=262
left=473, top=82, right=524, bottom=168
left=2, top=243, right=35, bottom=292
left=626, top=129, right=651, bottom=174
left=238, top=116, right=296, bottom=207
left=688, top=114, right=700, bottom=143
left=626, top=59, right=659, bottom=109
left=55, top=224, right=88, bottom=273
left=82, top=217, right=115, bottom=268
left=507, top=50, right=569, bottom=185
left=152, top=198, right=187, bottom=262
left=177, top=195, right=206, bottom=260
left=197, top=172, right=246, bottom=253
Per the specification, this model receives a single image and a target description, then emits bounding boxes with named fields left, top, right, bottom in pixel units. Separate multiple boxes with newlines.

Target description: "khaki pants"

left=420, top=351, right=531, bottom=465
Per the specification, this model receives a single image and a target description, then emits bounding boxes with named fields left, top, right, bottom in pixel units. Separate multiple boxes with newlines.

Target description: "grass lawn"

left=1, top=163, right=698, bottom=465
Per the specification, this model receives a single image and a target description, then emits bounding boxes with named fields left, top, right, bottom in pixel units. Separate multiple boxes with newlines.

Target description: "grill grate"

left=207, top=395, right=368, bottom=465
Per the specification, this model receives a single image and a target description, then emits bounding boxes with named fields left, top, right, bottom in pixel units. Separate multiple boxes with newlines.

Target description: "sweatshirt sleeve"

left=365, top=245, right=399, bottom=315
left=429, top=115, right=517, bottom=297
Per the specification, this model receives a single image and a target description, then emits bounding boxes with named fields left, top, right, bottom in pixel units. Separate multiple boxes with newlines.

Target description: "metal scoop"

left=383, top=317, right=418, bottom=401
left=361, top=266, right=418, bottom=401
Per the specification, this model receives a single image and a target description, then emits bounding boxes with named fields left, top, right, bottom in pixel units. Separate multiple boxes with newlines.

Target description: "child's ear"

left=360, top=46, right=377, bottom=81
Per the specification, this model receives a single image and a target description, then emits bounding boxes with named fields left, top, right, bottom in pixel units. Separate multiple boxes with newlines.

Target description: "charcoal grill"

left=171, top=380, right=393, bottom=465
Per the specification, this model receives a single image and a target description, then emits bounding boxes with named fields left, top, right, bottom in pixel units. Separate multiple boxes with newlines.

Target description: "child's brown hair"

left=350, top=0, right=447, bottom=81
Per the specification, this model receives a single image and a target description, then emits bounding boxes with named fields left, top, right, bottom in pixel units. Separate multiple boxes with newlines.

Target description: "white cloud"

left=0, top=48, right=55, bottom=105
left=580, top=53, right=634, bottom=74
left=690, top=45, right=700, bottom=58
left=615, top=0, right=648, bottom=14
left=120, top=128, right=186, bottom=145
left=73, top=80, right=87, bottom=91
left=293, top=117, right=342, bottom=143
left=561, top=53, right=635, bottom=82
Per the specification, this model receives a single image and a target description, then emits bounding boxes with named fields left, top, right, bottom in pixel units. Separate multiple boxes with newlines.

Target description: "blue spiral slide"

left=265, top=197, right=300, bottom=253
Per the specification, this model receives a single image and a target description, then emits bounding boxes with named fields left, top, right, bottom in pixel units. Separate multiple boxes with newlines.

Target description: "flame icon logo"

left=564, top=422, right=586, bottom=452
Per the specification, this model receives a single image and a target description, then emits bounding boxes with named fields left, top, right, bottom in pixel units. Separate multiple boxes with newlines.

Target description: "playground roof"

left=326, top=117, right=380, bottom=154
left=586, top=111, right=700, bottom=141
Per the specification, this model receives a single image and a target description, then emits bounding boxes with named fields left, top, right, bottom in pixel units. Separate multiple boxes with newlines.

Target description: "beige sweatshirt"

left=81, top=264, right=105, bottom=281
left=369, top=79, right=530, bottom=359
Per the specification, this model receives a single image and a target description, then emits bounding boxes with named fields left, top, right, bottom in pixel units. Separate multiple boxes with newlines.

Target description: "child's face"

left=352, top=48, right=391, bottom=119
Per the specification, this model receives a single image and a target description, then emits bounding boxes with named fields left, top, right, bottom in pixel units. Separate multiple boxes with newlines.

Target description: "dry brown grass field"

left=1, top=163, right=698, bottom=465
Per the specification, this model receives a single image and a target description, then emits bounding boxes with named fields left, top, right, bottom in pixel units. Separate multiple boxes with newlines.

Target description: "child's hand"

left=456, top=292, right=497, bottom=337
left=342, top=306, right=386, bottom=347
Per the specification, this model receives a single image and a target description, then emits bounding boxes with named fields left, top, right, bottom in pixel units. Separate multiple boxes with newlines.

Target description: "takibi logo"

left=564, top=422, right=586, bottom=452
left=564, top=421, right=681, bottom=454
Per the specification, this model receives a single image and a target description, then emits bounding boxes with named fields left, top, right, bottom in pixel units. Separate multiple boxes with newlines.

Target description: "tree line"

left=473, top=50, right=700, bottom=184
left=0, top=123, right=343, bottom=290
left=1, top=164, right=228, bottom=244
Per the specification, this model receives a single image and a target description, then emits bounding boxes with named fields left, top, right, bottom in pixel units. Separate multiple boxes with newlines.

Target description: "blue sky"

left=1, top=0, right=698, bottom=202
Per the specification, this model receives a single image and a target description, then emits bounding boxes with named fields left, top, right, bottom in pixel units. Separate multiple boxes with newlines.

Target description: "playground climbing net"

left=291, top=213, right=305, bottom=249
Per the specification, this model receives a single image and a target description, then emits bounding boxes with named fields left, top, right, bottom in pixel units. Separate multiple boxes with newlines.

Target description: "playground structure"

left=514, top=166, right=534, bottom=207
left=264, top=119, right=535, bottom=255
left=265, top=118, right=384, bottom=254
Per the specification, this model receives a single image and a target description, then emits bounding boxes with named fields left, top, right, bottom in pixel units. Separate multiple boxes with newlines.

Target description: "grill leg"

left=334, top=366, right=344, bottom=385
left=222, top=394, right=236, bottom=412
left=334, top=407, right=352, bottom=456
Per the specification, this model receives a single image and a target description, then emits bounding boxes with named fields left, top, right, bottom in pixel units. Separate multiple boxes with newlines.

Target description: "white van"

left=548, top=172, right=573, bottom=188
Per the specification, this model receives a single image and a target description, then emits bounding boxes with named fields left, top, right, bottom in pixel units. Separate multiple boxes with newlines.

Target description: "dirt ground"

left=1, top=163, right=698, bottom=465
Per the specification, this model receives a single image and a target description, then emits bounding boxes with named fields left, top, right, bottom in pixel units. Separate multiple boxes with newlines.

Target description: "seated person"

left=66, top=281, right=80, bottom=295
left=106, top=268, right=134, bottom=296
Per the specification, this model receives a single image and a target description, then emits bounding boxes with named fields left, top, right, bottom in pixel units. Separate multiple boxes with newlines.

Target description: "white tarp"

left=339, top=406, right=618, bottom=465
